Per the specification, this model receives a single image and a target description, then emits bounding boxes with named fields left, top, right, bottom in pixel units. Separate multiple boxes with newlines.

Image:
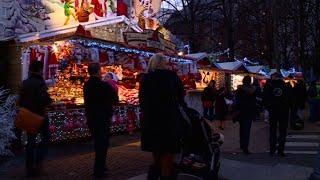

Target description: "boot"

left=147, top=165, right=160, bottom=180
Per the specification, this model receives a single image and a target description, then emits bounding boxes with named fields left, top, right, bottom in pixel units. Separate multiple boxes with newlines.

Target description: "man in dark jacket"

left=264, top=72, right=289, bottom=156
left=235, top=76, right=256, bottom=154
left=19, top=61, right=52, bottom=177
left=83, top=63, right=118, bottom=178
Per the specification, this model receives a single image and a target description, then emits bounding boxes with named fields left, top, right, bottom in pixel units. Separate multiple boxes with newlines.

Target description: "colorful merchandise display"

left=21, top=37, right=197, bottom=142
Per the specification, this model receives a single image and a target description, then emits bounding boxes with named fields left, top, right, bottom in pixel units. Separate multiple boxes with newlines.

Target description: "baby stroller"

left=176, top=107, right=224, bottom=180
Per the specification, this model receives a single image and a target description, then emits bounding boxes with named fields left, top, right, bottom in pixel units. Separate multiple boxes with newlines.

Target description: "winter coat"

left=201, top=86, right=217, bottom=107
left=139, top=69, right=185, bottom=153
left=294, top=83, right=307, bottom=109
left=215, top=89, right=228, bottom=119
left=263, top=79, right=289, bottom=111
left=84, top=76, right=119, bottom=129
left=308, top=85, right=318, bottom=98
left=235, top=85, right=257, bottom=119
left=19, top=73, right=52, bottom=116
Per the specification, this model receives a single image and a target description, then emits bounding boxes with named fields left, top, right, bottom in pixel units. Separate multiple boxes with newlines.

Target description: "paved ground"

left=0, top=120, right=318, bottom=180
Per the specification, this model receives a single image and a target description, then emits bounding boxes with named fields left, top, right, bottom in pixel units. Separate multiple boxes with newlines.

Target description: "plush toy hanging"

left=47, top=46, right=59, bottom=79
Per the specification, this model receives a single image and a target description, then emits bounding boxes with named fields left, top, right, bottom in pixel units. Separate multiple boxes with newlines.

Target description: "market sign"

left=131, top=0, right=162, bottom=30
left=123, top=30, right=176, bottom=53
left=0, top=0, right=119, bottom=41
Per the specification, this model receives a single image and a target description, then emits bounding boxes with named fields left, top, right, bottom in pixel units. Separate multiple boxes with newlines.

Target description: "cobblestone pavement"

left=1, top=141, right=151, bottom=180
left=0, top=120, right=318, bottom=180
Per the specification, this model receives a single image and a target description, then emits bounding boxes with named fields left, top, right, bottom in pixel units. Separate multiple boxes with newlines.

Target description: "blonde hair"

left=147, top=53, right=168, bottom=72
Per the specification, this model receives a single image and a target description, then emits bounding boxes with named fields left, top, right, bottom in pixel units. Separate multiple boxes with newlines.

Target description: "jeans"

left=269, top=109, right=289, bottom=153
left=239, top=115, right=254, bottom=151
left=310, top=145, right=320, bottom=180
left=26, top=118, right=50, bottom=172
left=203, top=106, right=214, bottom=121
left=89, top=122, right=110, bottom=176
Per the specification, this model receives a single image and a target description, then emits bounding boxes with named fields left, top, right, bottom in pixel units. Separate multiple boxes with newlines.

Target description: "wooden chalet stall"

left=9, top=16, right=198, bottom=142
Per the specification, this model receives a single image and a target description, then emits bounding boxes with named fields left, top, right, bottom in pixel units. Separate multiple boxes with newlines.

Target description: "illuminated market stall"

left=16, top=21, right=197, bottom=142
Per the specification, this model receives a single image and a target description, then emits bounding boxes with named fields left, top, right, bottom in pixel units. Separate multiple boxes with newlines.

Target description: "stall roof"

left=215, top=61, right=248, bottom=72
left=246, top=65, right=264, bottom=74
left=17, top=16, right=142, bottom=43
left=186, top=52, right=208, bottom=60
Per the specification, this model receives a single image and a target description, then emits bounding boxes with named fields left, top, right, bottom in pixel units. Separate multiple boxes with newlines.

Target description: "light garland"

left=68, top=39, right=194, bottom=64
left=47, top=105, right=141, bottom=142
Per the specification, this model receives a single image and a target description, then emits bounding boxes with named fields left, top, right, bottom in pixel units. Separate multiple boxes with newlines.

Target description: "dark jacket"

left=308, top=85, right=318, bottom=98
left=139, top=69, right=185, bottom=153
left=215, top=88, right=228, bottom=118
left=19, top=73, right=52, bottom=116
left=201, top=86, right=217, bottom=103
left=235, top=85, right=257, bottom=119
left=84, top=76, right=119, bottom=128
left=264, top=79, right=289, bottom=111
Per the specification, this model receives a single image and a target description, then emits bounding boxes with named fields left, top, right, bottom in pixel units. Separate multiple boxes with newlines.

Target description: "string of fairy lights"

left=47, top=105, right=141, bottom=142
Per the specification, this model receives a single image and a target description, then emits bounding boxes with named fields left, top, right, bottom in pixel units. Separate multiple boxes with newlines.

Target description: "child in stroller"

left=176, top=107, right=224, bottom=180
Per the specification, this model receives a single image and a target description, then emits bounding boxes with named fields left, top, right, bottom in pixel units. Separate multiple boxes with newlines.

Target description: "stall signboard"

left=0, top=0, right=119, bottom=41
left=131, top=0, right=161, bottom=30
left=123, top=30, right=176, bottom=53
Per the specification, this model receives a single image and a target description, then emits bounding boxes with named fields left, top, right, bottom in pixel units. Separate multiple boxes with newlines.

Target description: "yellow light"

left=178, top=51, right=184, bottom=56
left=52, top=44, right=58, bottom=53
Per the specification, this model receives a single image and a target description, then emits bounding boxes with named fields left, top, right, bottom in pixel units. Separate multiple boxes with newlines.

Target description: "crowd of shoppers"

left=17, top=55, right=319, bottom=180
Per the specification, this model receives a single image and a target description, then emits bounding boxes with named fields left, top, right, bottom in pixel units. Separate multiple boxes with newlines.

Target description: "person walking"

left=201, top=80, right=217, bottom=121
left=264, top=72, right=289, bottom=157
left=139, top=53, right=185, bottom=180
left=19, top=61, right=52, bottom=177
left=215, top=86, right=228, bottom=130
left=235, top=76, right=256, bottom=154
left=83, top=63, right=119, bottom=178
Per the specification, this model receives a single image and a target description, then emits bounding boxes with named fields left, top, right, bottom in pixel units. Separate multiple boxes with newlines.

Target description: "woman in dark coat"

left=215, top=87, right=228, bottom=130
left=139, top=53, right=185, bottom=180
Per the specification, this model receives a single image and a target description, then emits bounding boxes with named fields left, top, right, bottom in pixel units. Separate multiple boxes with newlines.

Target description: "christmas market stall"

left=183, top=55, right=227, bottom=113
left=16, top=22, right=197, bottom=142
left=214, top=61, right=251, bottom=91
